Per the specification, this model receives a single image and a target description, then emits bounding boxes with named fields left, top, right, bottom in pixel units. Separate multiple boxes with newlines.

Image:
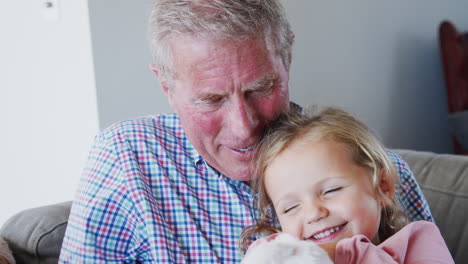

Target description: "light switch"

left=42, top=0, right=60, bottom=21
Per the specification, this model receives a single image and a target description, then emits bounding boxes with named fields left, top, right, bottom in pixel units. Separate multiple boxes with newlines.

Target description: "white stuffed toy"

left=242, top=233, right=333, bottom=264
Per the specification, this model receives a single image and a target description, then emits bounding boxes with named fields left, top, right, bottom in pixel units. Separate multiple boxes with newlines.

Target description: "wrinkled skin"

left=154, top=36, right=290, bottom=181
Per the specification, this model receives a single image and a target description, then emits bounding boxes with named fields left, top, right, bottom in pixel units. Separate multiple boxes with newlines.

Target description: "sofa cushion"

left=0, top=201, right=72, bottom=264
left=394, top=149, right=468, bottom=263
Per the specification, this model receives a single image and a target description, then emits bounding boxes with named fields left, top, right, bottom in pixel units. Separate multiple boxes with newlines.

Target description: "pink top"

left=336, top=221, right=453, bottom=263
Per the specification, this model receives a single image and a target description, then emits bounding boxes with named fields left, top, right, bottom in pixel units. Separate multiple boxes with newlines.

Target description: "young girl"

left=240, top=107, right=453, bottom=263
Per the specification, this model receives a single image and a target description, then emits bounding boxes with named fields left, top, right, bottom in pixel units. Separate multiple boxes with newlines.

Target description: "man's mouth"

left=309, top=223, right=347, bottom=241
left=236, top=145, right=256, bottom=152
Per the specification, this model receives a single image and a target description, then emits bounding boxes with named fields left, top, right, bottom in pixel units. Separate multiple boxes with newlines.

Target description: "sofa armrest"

left=394, top=149, right=468, bottom=263
left=0, top=201, right=72, bottom=264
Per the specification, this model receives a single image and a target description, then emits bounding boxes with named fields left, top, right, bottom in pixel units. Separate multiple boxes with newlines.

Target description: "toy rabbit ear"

left=378, top=169, right=396, bottom=206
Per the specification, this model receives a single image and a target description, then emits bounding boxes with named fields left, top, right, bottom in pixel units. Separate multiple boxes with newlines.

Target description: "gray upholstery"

left=0, top=150, right=467, bottom=263
left=0, top=201, right=71, bottom=264
left=395, top=149, right=468, bottom=263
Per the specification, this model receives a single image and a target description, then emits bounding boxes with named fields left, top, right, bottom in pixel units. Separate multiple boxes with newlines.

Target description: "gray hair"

left=148, top=0, right=294, bottom=79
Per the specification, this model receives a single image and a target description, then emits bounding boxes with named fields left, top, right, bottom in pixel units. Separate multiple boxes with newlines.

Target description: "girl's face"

left=264, top=139, right=393, bottom=245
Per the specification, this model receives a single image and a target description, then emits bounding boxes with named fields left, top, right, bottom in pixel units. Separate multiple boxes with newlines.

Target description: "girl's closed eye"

left=322, top=187, right=343, bottom=197
left=283, top=204, right=299, bottom=214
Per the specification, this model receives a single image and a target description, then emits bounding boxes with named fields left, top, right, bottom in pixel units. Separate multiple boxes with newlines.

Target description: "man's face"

left=161, top=36, right=290, bottom=181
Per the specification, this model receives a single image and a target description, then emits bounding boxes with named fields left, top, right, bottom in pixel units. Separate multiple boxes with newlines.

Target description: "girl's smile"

left=307, top=222, right=347, bottom=242
left=265, top=139, right=394, bottom=245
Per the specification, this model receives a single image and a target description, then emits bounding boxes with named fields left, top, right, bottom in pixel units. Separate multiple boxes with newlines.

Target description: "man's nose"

left=228, top=97, right=259, bottom=139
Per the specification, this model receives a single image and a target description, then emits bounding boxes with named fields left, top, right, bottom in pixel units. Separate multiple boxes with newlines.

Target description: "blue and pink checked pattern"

left=59, top=113, right=433, bottom=263
left=388, top=152, right=433, bottom=222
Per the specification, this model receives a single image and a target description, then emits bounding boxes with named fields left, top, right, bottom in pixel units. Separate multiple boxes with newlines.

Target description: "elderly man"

left=59, top=0, right=432, bottom=263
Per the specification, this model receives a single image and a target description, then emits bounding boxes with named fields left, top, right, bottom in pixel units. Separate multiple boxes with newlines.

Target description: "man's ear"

left=378, top=169, right=396, bottom=206
left=149, top=64, right=176, bottom=108
left=288, top=31, right=295, bottom=66
left=150, top=64, right=171, bottom=96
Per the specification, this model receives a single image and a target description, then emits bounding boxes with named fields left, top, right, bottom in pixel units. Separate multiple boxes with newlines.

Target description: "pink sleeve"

left=335, top=221, right=454, bottom=264
left=335, top=236, right=398, bottom=263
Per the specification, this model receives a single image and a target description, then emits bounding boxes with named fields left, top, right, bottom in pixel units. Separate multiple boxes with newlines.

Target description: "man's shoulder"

left=99, top=113, right=183, bottom=141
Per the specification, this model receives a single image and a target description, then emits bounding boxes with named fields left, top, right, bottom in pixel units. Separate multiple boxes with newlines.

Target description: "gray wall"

left=88, top=0, right=468, bottom=153
left=285, top=1, right=468, bottom=153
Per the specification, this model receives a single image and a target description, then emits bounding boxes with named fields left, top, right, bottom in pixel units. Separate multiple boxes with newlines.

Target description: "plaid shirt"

left=59, top=113, right=433, bottom=263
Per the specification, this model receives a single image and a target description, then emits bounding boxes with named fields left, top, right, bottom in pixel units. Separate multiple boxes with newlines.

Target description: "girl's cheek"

left=279, top=216, right=301, bottom=237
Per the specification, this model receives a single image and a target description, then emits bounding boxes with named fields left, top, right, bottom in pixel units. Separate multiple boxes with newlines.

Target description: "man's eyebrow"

left=246, top=75, right=277, bottom=90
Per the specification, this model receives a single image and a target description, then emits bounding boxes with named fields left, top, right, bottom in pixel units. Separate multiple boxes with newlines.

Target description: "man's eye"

left=248, top=85, right=274, bottom=97
left=206, top=98, right=223, bottom=105
left=198, top=96, right=224, bottom=106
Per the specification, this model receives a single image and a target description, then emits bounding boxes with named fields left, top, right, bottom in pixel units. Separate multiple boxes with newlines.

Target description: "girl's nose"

left=305, top=204, right=329, bottom=224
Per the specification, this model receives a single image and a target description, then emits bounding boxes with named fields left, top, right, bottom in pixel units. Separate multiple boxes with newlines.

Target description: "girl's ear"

left=378, top=169, right=396, bottom=206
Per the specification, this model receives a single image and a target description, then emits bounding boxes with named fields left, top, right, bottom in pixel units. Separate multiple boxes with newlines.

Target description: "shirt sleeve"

left=335, top=236, right=398, bottom=263
left=59, top=131, right=146, bottom=263
left=387, top=151, right=434, bottom=222
left=336, top=221, right=454, bottom=264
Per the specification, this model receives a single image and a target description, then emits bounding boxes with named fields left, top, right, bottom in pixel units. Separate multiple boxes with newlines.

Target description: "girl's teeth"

left=313, top=226, right=341, bottom=239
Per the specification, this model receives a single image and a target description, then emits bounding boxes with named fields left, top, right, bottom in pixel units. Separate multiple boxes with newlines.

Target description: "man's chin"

left=218, top=164, right=253, bottom=182
left=208, top=151, right=254, bottom=181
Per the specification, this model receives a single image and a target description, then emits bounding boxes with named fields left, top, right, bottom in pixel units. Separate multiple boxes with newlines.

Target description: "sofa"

left=1, top=149, right=467, bottom=263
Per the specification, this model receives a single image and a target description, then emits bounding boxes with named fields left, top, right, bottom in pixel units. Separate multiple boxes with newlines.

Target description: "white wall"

left=1, top=0, right=99, bottom=225
left=285, top=1, right=468, bottom=153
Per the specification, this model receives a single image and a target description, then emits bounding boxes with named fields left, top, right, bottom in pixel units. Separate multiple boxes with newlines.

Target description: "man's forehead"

left=169, top=36, right=277, bottom=81
left=170, top=34, right=271, bottom=63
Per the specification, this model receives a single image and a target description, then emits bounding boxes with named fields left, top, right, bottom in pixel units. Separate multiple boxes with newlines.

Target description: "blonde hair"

left=239, top=106, right=409, bottom=252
